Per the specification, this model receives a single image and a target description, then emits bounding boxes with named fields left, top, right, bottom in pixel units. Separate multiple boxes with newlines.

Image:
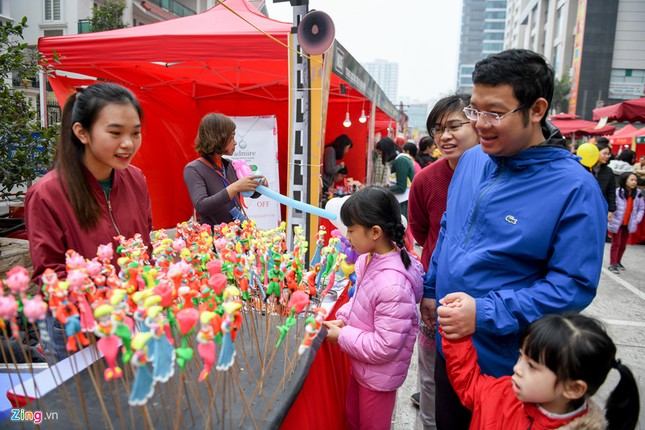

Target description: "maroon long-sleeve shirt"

left=407, top=158, right=454, bottom=271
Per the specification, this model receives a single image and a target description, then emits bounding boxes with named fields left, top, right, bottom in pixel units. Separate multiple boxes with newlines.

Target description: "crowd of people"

left=18, top=48, right=643, bottom=429
left=323, top=49, right=641, bottom=430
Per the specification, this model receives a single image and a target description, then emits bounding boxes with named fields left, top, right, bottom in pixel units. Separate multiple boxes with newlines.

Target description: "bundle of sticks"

left=0, top=219, right=356, bottom=429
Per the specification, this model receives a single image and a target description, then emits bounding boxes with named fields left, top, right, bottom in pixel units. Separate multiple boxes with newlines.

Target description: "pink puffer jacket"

left=336, top=250, right=424, bottom=392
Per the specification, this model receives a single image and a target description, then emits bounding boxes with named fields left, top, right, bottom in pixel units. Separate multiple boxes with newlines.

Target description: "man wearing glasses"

left=420, top=49, right=607, bottom=429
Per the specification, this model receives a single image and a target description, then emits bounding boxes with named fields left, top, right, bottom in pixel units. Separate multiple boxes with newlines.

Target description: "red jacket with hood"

left=442, top=332, right=606, bottom=429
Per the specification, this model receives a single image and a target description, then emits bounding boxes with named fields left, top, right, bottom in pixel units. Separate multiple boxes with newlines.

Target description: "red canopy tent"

left=548, top=115, right=615, bottom=138
left=609, top=125, right=645, bottom=157
left=593, top=97, right=645, bottom=122
left=37, top=0, right=398, bottom=228
left=609, top=124, right=638, bottom=139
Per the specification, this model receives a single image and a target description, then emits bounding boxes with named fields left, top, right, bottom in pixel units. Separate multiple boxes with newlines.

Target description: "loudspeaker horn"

left=297, top=10, right=335, bottom=55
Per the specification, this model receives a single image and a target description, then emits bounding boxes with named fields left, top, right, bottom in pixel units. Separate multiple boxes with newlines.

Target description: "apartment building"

left=504, top=0, right=645, bottom=120
left=456, top=0, right=508, bottom=94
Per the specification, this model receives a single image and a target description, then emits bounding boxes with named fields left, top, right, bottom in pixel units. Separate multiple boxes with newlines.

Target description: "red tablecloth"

left=281, top=288, right=351, bottom=430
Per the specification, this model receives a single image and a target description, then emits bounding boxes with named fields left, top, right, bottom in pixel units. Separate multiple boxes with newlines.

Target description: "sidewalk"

left=392, top=242, right=645, bottom=429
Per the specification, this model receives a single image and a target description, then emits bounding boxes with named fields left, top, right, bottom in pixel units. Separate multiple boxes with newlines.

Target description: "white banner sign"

left=227, top=116, right=281, bottom=230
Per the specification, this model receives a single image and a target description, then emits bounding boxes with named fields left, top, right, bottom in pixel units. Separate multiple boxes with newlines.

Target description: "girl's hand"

left=325, top=319, right=345, bottom=328
left=322, top=321, right=342, bottom=344
left=437, top=292, right=476, bottom=340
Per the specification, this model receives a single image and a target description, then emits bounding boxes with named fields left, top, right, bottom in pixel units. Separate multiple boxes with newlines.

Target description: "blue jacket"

left=424, top=126, right=607, bottom=377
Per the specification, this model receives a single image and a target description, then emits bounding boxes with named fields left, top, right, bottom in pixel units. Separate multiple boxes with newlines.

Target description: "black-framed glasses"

left=463, top=105, right=524, bottom=125
left=429, top=120, right=471, bottom=138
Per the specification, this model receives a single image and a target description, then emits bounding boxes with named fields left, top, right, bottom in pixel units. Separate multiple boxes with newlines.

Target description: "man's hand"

left=420, top=298, right=437, bottom=329
left=437, top=292, right=476, bottom=340
left=322, top=321, right=342, bottom=344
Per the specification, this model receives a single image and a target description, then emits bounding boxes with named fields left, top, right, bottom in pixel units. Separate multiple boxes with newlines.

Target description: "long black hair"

left=56, top=83, right=143, bottom=229
left=618, top=172, right=639, bottom=200
left=375, top=137, right=400, bottom=165
left=340, top=186, right=411, bottom=268
left=521, top=314, right=639, bottom=430
left=327, top=134, right=353, bottom=160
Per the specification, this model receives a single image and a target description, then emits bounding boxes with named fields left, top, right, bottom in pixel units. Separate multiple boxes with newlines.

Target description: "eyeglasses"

left=463, top=105, right=524, bottom=126
left=429, top=120, right=471, bottom=138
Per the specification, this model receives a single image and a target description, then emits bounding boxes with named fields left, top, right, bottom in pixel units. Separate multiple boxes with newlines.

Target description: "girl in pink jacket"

left=324, top=186, right=424, bottom=430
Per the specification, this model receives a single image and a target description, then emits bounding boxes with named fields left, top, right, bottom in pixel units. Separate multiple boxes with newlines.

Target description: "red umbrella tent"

left=38, top=0, right=398, bottom=228
left=549, top=114, right=615, bottom=137
left=593, top=97, right=645, bottom=122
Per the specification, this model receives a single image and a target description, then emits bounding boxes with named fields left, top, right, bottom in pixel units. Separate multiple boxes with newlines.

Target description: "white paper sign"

left=228, top=116, right=281, bottom=230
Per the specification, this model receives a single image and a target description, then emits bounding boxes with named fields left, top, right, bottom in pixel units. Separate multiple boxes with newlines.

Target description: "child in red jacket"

left=439, top=298, right=640, bottom=430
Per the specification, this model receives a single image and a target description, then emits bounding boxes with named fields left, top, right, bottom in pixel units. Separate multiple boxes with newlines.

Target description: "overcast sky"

left=265, top=0, right=464, bottom=104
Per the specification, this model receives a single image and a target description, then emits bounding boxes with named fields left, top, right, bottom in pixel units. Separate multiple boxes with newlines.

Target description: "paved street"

left=392, top=242, right=645, bottom=430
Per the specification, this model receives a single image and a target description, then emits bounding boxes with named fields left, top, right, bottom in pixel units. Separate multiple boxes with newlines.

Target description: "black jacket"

left=593, top=164, right=616, bottom=212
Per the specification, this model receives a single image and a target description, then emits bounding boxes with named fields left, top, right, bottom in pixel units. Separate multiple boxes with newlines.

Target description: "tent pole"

left=285, top=2, right=311, bottom=251
left=365, top=82, right=377, bottom=185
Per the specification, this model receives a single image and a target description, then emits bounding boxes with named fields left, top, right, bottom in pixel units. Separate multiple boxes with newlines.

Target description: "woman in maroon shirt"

left=25, top=83, right=153, bottom=360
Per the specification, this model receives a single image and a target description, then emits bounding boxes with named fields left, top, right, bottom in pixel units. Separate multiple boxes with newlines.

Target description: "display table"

left=281, top=288, right=351, bottom=430
left=4, top=290, right=352, bottom=429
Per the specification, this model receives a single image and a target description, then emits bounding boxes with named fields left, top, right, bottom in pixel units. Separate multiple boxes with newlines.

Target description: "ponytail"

left=390, top=221, right=411, bottom=269
left=605, top=360, right=640, bottom=430
left=56, top=93, right=100, bottom=229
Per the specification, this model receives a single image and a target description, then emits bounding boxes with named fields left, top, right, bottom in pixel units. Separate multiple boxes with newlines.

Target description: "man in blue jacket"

left=420, top=49, right=607, bottom=430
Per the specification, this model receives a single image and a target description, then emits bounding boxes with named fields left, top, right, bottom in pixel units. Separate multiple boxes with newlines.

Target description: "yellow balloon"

left=340, top=260, right=354, bottom=277
left=576, top=143, right=599, bottom=168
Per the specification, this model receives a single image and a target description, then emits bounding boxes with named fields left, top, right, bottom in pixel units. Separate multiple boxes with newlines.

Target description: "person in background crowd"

left=634, top=155, right=645, bottom=175
left=403, top=141, right=423, bottom=175
left=420, top=49, right=607, bottom=430
left=609, top=149, right=636, bottom=186
left=183, top=113, right=267, bottom=227
left=416, top=136, right=438, bottom=168
left=324, top=186, right=423, bottom=430
left=25, top=83, right=153, bottom=361
left=371, top=147, right=390, bottom=186
left=440, top=311, right=640, bottom=430
left=592, top=137, right=617, bottom=242
left=607, top=172, right=644, bottom=274
left=376, top=137, right=415, bottom=218
left=634, top=155, right=645, bottom=186
left=407, top=93, right=479, bottom=429
left=321, top=134, right=353, bottom=193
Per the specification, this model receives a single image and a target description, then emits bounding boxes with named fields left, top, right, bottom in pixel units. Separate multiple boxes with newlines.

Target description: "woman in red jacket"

left=25, top=83, right=153, bottom=360
left=439, top=301, right=640, bottom=430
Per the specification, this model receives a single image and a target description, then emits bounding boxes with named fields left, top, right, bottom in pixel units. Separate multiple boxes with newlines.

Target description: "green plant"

left=0, top=17, right=59, bottom=200
left=90, top=0, right=127, bottom=32
left=552, top=72, right=570, bottom=114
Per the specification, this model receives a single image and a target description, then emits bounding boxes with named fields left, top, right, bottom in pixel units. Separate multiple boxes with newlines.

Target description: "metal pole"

left=286, top=2, right=310, bottom=248
left=39, top=70, right=48, bottom=128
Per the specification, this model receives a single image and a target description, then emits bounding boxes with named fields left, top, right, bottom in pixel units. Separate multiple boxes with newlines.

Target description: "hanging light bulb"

left=343, top=91, right=351, bottom=127
left=359, top=99, right=367, bottom=123
left=343, top=112, right=352, bottom=128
